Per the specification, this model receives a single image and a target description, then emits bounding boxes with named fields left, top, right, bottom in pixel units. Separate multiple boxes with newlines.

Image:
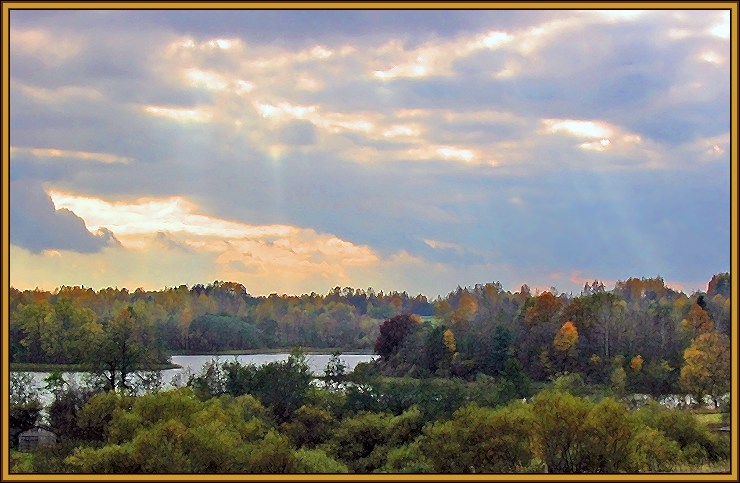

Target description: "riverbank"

left=9, top=362, right=182, bottom=372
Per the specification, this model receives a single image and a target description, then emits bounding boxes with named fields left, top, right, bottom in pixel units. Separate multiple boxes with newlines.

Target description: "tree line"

left=9, top=273, right=731, bottom=403
left=9, top=282, right=434, bottom=358
left=372, top=274, right=730, bottom=406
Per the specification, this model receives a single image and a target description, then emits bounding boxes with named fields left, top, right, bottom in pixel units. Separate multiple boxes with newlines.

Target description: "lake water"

left=20, top=352, right=378, bottom=405
left=163, top=353, right=378, bottom=385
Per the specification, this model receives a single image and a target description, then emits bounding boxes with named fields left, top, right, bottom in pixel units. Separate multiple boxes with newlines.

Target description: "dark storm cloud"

left=9, top=179, right=118, bottom=253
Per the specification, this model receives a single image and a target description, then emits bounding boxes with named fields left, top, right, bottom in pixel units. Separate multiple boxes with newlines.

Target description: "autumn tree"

left=554, top=321, right=579, bottom=355
left=680, top=303, right=714, bottom=339
left=707, top=272, right=730, bottom=298
left=442, top=329, right=456, bottom=355
left=680, top=331, right=731, bottom=407
left=375, top=314, right=420, bottom=360
left=553, top=321, right=578, bottom=372
left=452, top=291, right=478, bottom=325
left=517, top=291, right=564, bottom=379
left=589, top=292, right=626, bottom=361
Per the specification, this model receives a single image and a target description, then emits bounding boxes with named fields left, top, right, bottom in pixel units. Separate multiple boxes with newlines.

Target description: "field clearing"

left=693, top=412, right=727, bottom=428
left=418, top=315, right=442, bottom=325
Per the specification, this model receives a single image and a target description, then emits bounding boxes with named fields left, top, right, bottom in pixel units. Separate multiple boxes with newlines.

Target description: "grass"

left=694, top=412, right=724, bottom=426
left=693, top=411, right=729, bottom=433
left=9, top=451, right=33, bottom=473
left=9, top=362, right=181, bottom=372
left=418, top=316, right=442, bottom=326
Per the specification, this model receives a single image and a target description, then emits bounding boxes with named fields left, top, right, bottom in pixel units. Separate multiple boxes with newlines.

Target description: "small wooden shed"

left=18, top=426, right=56, bottom=451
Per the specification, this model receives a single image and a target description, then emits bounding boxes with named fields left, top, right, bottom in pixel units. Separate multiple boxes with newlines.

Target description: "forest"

left=7, top=273, right=733, bottom=473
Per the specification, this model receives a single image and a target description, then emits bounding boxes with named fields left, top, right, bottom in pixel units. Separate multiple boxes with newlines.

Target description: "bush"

left=421, top=403, right=534, bottom=473
left=635, top=402, right=727, bottom=462
left=9, top=451, right=33, bottom=473
left=551, top=372, right=586, bottom=396
left=628, top=426, right=681, bottom=472
left=681, top=442, right=709, bottom=465
left=381, top=442, right=434, bottom=473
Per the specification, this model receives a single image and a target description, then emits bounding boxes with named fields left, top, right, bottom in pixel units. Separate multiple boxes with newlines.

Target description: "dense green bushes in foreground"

left=10, top=354, right=730, bottom=474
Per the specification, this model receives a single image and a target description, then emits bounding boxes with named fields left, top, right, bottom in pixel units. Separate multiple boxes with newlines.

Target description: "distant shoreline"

left=9, top=362, right=182, bottom=372
left=169, top=348, right=377, bottom=356
left=10, top=350, right=377, bottom=372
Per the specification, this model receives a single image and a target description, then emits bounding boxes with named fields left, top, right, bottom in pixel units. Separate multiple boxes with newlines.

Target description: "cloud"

left=142, top=105, right=213, bottom=123
left=9, top=180, right=117, bottom=253
left=7, top=9, right=730, bottom=297
left=276, top=120, right=317, bottom=146
left=44, top=189, right=381, bottom=289
left=9, top=27, right=84, bottom=66
left=10, top=146, right=132, bottom=164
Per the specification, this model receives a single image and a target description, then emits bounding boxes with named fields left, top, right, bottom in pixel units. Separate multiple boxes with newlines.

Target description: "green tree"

left=532, top=391, right=641, bottom=473
left=326, top=411, right=393, bottom=473
left=280, top=405, right=336, bottom=448
left=15, top=302, right=52, bottom=362
left=580, top=398, right=635, bottom=472
left=531, top=390, right=592, bottom=473
left=87, top=304, right=161, bottom=393
left=323, top=351, right=347, bottom=390
left=610, top=366, right=627, bottom=397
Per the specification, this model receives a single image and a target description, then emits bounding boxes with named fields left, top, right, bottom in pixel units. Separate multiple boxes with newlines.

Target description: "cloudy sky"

left=8, top=8, right=731, bottom=297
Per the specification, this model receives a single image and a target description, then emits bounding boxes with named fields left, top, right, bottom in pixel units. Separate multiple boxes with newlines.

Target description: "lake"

left=22, top=352, right=378, bottom=405
left=163, top=353, right=378, bottom=384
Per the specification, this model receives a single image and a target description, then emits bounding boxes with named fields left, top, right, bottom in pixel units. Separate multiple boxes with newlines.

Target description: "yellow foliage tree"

left=680, top=331, right=731, bottom=407
left=553, top=321, right=579, bottom=356
left=443, top=329, right=456, bottom=354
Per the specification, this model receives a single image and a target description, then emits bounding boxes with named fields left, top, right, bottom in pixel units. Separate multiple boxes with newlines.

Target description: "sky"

left=7, top=8, right=732, bottom=297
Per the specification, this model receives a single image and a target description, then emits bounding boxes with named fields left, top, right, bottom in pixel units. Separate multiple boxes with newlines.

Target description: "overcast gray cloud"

left=8, top=7, right=731, bottom=296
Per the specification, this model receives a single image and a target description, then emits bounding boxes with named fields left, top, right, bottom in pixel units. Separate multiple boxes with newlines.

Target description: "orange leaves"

left=553, top=321, right=579, bottom=355
left=524, top=291, right=563, bottom=327
left=630, top=355, right=643, bottom=372
left=680, top=303, right=714, bottom=337
left=452, top=292, right=478, bottom=324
